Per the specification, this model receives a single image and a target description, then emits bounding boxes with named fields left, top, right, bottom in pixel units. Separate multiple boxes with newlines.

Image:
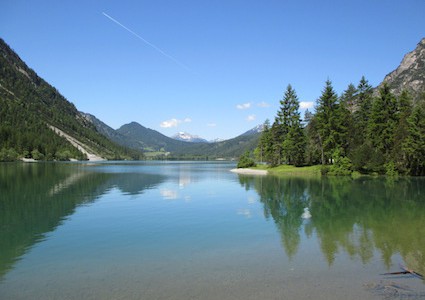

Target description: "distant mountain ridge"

left=378, top=38, right=425, bottom=101
left=79, top=108, right=263, bottom=157
left=116, top=122, right=190, bottom=152
left=171, top=132, right=208, bottom=143
left=82, top=117, right=262, bottom=158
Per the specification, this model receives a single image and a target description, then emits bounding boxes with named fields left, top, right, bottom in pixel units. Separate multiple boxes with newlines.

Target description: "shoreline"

left=230, top=168, right=268, bottom=175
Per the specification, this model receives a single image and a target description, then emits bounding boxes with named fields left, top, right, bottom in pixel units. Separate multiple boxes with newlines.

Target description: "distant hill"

left=0, top=38, right=141, bottom=161
left=377, top=38, right=425, bottom=102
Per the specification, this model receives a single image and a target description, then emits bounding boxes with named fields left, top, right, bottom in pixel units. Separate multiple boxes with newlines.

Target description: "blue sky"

left=1, top=1, right=424, bottom=140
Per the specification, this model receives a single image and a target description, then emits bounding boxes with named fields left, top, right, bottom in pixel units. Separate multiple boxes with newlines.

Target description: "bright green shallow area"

left=255, top=164, right=322, bottom=176
left=0, top=161, right=424, bottom=299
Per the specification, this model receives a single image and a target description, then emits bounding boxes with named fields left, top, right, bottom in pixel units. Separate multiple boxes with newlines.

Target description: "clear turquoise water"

left=0, top=161, right=424, bottom=299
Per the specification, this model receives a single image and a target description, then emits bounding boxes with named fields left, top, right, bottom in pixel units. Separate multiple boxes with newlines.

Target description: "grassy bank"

left=254, top=164, right=322, bottom=176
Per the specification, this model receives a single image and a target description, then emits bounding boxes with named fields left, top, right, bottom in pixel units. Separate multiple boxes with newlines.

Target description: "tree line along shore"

left=238, top=77, right=424, bottom=177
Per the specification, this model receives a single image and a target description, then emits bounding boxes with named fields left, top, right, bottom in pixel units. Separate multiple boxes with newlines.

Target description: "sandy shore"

left=230, top=168, right=268, bottom=175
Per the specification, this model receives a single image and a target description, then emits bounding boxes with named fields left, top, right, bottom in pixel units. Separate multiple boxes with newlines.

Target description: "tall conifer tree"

left=368, top=83, right=398, bottom=158
left=354, top=76, right=373, bottom=136
left=402, top=101, right=425, bottom=175
left=315, top=80, right=339, bottom=164
left=276, top=85, right=305, bottom=165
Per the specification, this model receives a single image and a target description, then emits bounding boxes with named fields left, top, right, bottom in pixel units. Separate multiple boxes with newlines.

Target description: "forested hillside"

left=0, top=38, right=142, bottom=161
left=256, top=78, right=425, bottom=176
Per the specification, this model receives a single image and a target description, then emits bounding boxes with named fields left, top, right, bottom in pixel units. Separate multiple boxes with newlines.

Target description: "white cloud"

left=207, top=123, right=217, bottom=127
left=160, top=117, right=191, bottom=128
left=237, top=208, right=252, bottom=218
left=236, top=102, right=251, bottom=110
left=160, top=189, right=178, bottom=200
left=160, top=118, right=180, bottom=128
left=247, top=114, right=256, bottom=122
left=300, top=101, right=314, bottom=109
left=257, top=101, right=270, bottom=108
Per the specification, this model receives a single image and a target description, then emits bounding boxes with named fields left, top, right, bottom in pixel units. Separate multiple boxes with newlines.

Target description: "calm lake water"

left=0, top=161, right=424, bottom=299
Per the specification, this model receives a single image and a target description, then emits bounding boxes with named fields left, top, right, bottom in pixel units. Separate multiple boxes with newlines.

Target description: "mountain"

left=116, top=122, right=190, bottom=152
left=378, top=38, right=425, bottom=102
left=168, top=125, right=262, bottom=158
left=0, top=38, right=141, bottom=161
left=171, top=132, right=208, bottom=143
left=94, top=121, right=262, bottom=158
left=171, top=129, right=261, bottom=158
left=240, top=124, right=264, bottom=136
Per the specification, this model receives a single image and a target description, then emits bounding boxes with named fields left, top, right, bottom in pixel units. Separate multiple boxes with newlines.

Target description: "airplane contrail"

left=102, top=12, right=191, bottom=72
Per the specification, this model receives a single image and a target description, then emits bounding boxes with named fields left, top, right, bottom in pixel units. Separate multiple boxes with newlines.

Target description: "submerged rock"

left=364, top=280, right=425, bottom=299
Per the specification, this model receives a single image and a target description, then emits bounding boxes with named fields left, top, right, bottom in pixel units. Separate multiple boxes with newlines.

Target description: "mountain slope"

left=0, top=38, right=141, bottom=160
left=378, top=38, right=425, bottom=102
left=80, top=112, right=133, bottom=149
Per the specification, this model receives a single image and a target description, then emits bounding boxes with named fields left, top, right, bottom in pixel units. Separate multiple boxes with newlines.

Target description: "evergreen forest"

left=255, top=78, right=425, bottom=176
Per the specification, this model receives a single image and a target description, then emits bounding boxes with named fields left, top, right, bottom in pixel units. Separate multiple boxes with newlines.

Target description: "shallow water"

left=0, top=161, right=424, bottom=299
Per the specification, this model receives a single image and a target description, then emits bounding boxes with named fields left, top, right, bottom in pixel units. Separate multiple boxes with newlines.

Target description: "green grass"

left=143, top=151, right=169, bottom=158
left=254, top=164, right=322, bottom=176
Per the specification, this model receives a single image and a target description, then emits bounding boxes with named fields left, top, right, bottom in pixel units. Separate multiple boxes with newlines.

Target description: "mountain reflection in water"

left=0, top=162, right=166, bottom=280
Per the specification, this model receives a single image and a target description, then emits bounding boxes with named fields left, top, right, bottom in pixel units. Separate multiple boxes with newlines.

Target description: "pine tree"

left=402, top=101, right=425, bottom=175
left=314, top=80, right=340, bottom=164
left=349, top=77, right=375, bottom=172
left=275, top=85, right=306, bottom=165
left=270, top=122, right=284, bottom=166
left=368, top=83, right=399, bottom=159
left=288, top=121, right=306, bottom=166
left=304, top=109, right=313, bottom=124
left=354, top=76, right=373, bottom=134
left=304, top=110, right=321, bottom=165
left=340, top=83, right=358, bottom=114
left=392, top=90, right=413, bottom=172
left=337, top=85, right=355, bottom=155
left=255, top=119, right=271, bottom=163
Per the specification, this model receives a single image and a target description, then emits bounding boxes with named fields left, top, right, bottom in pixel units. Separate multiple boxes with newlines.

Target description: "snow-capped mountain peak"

left=171, top=132, right=208, bottom=143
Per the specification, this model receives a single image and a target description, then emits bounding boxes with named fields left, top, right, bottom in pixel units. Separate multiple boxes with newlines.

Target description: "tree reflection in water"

left=238, top=174, right=425, bottom=277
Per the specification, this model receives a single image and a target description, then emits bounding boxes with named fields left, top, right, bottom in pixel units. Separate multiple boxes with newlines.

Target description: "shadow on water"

left=237, top=174, right=425, bottom=278
left=0, top=162, right=166, bottom=280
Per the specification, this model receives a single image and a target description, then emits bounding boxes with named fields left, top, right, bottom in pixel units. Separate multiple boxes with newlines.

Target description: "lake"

left=0, top=161, right=424, bottom=299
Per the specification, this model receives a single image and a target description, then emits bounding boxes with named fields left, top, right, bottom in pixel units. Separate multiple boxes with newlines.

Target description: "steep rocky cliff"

left=378, top=38, right=425, bottom=102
